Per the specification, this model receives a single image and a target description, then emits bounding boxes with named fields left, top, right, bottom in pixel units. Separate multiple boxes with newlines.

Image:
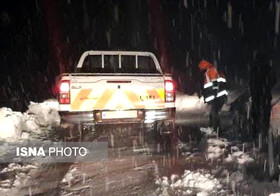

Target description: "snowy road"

left=3, top=122, right=205, bottom=196
left=6, top=122, right=218, bottom=196
left=8, top=119, right=280, bottom=196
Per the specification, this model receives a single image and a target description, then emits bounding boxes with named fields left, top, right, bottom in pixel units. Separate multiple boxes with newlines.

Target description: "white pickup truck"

left=57, top=51, right=176, bottom=135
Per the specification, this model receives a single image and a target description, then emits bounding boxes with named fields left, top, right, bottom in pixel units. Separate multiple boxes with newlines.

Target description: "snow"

left=24, top=99, right=60, bottom=128
left=161, top=176, right=169, bottom=187
left=0, top=163, right=37, bottom=190
left=204, top=137, right=228, bottom=160
left=0, top=108, right=23, bottom=141
left=62, top=167, right=79, bottom=187
left=224, top=154, right=234, bottom=162
left=197, top=191, right=209, bottom=196
left=0, top=163, right=37, bottom=173
left=176, top=91, right=234, bottom=113
left=200, top=127, right=254, bottom=165
left=207, top=146, right=224, bottom=159
left=0, top=99, right=60, bottom=142
left=224, top=149, right=254, bottom=165
left=207, top=138, right=228, bottom=147
left=176, top=92, right=206, bottom=112
left=237, top=154, right=254, bottom=165
left=232, top=151, right=244, bottom=157
left=180, top=170, right=221, bottom=190
left=170, top=174, right=179, bottom=183
left=269, top=194, right=280, bottom=196
left=156, top=170, right=221, bottom=195
left=200, top=127, right=216, bottom=136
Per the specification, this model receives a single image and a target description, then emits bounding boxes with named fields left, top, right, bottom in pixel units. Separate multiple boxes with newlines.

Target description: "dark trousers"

left=209, top=97, right=225, bottom=131
left=251, top=98, right=272, bottom=138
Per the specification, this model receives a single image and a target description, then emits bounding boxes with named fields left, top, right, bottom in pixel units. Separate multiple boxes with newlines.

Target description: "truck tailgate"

left=70, top=75, right=165, bottom=111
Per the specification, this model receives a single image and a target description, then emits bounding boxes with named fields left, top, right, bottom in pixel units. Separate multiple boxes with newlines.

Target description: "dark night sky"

left=0, top=0, right=279, bottom=110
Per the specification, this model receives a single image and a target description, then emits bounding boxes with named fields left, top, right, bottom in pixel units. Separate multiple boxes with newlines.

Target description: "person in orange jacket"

left=198, top=60, right=228, bottom=131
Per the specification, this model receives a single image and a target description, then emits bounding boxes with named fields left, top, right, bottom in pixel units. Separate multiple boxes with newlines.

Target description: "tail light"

left=165, top=80, right=175, bottom=102
left=59, top=80, right=70, bottom=104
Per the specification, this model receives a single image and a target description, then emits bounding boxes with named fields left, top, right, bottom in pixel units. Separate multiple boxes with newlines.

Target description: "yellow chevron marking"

left=71, top=89, right=92, bottom=110
left=94, top=89, right=115, bottom=109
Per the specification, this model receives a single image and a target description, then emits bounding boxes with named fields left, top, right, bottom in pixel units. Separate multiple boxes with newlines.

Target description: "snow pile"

left=23, top=99, right=60, bottom=131
left=0, top=99, right=60, bottom=142
left=0, top=108, right=23, bottom=141
left=200, top=128, right=227, bottom=160
left=200, top=129, right=254, bottom=165
left=176, top=92, right=231, bottom=113
left=156, top=170, right=221, bottom=195
left=0, top=163, right=37, bottom=192
left=207, top=138, right=228, bottom=147
left=176, top=93, right=206, bottom=112
left=62, top=167, right=79, bottom=187
left=206, top=138, right=228, bottom=160
left=200, top=127, right=217, bottom=136
left=196, top=191, right=210, bottom=196
left=206, top=138, right=254, bottom=165
left=224, top=150, right=254, bottom=165
left=269, top=194, right=280, bottom=196
left=177, top=170, right=221, bottom=190
left=61, top=166, right=87, bottom=189
left=0, top=163, right=37, bottom=173
left=207, top=146, right=224, bottom=160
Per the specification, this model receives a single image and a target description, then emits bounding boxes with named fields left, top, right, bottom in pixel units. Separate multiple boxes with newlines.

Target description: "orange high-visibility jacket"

left=204, top=66, right=219, bottom=84
left=200, top=63, right=227, bottom=103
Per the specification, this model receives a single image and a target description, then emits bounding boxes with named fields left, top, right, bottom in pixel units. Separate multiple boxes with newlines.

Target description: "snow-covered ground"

left=0, top=100, right=61, bottom=193
left=0, top=108, right=23, bottom=141
left=202, top=129, right=254, bottom=165
left=175, top=93, right=206, bottom=113
left=0, top=163, right=38, bottom=193
left=175, top=90, right=243, bottom=113
left=0, top=95, right=279, bottom=195
left=0, top=99, right=60, bottom=142
left=155, top=127, right=257, bottom=196
left=155, top=169, right=222, bottom=196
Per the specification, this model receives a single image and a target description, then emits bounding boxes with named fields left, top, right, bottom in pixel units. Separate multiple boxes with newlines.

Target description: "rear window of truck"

left=78, top=55, right=160, bottom=74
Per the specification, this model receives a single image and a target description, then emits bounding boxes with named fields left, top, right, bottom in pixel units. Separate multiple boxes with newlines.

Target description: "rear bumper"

left=59, top=108, right=175, bottom=125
